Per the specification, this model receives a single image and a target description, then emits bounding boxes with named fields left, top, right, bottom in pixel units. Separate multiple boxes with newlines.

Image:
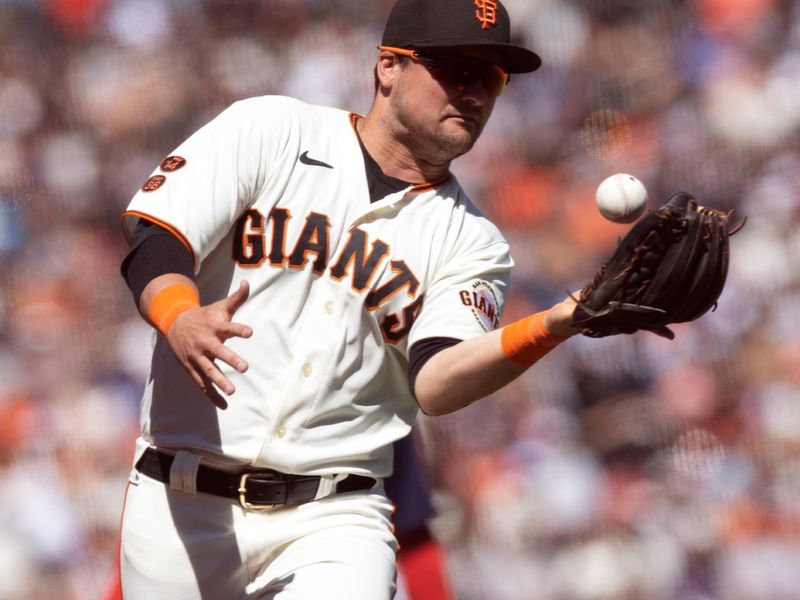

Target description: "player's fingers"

left=194, top=354, right=236, bottom=400
left=184, top=363, right=229, bottom=410
left=201, top=382, right=228, bottom=410
left=186, top=364, right=208, bottom=392
left=220, top=321, right=253, bottom=340
left=212, top=344, right=249, bottom=374
left=222, top=280, right=250, bottom=316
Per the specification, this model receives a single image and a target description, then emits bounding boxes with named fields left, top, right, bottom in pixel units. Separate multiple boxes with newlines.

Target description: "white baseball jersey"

left=122, top=95, right=512, bottom=478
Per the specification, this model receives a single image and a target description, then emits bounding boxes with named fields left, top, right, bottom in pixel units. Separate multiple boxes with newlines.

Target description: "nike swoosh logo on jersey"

left=299, top=151, right=333, bottom=169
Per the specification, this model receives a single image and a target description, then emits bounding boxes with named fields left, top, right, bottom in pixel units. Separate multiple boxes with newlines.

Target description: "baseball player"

left=117, top=0, right=578, bottom=597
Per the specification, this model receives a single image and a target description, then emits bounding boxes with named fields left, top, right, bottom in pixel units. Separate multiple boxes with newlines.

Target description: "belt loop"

left=314, top=474, right=344, bottom=500
left=169, top=450, right=201, bottom=494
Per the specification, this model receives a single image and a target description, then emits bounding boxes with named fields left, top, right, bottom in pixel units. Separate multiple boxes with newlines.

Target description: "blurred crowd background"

left=0, top=0, right=798, bottom=598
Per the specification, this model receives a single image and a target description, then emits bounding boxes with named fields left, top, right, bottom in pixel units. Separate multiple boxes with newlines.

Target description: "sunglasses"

left=379, top=46, right=510, bottom=98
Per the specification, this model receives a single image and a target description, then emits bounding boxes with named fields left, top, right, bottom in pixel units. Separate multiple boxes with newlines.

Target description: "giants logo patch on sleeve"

left=459, top=280, right=500, bottom=331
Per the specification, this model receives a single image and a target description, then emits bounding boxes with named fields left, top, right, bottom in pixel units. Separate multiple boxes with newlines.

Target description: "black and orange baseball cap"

left=380, top=0, right=541, bottom=74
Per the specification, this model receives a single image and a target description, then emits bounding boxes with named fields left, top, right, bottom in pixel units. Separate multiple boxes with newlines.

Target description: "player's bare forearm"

left=140, top=275, right=253, bottom=409
left=414, top=296, right=577, bottom=415
left=414, top=328, right=525, bottom=415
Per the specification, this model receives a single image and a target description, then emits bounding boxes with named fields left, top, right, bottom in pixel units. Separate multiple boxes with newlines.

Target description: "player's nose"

left=460, top=77, right=491, bottom=106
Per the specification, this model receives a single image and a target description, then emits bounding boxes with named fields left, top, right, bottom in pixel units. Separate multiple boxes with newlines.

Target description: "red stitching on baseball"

left=615, top=174, right=631, bottom=217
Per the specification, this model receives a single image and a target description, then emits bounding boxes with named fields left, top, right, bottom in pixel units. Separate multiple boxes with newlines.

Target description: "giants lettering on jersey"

left=232, top=207, right=423, bottom=343
left=459, top=279, right=500, bottom=332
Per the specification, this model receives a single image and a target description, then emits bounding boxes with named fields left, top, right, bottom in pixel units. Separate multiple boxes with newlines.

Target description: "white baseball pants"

left=119, top=469, right=398, bottom=599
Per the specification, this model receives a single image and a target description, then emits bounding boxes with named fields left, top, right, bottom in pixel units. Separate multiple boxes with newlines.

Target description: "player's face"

left=387, top=52, right=499, bottom=164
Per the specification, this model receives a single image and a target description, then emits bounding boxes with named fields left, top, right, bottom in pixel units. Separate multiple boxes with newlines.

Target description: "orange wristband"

left=146, top=283, right=200, bottom=336
left=501, top=310, right=567, bottom=367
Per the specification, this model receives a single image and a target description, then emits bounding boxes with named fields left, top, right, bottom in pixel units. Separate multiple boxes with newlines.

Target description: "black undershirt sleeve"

left=407, top=337, right=462, bottom=397
left=120, top=221, right=195, bottom=306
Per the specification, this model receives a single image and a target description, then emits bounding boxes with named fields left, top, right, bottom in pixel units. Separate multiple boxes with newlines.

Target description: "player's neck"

left=357, top=113, right=450, bottom=184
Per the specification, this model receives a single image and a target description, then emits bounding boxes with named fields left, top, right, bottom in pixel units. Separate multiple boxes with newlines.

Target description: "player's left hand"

left=167, top=280, right=253, bottom=409
left=571, top=192, right=743, bottom=339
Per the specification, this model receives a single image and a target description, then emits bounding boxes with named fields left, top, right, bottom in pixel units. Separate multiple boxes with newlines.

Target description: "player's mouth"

left=446, top=111, right=479, bottom=123
left=445, top=112, right=481, bottom=131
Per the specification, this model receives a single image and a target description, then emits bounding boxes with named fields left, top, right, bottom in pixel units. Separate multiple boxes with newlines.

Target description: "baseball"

left=595, top=173, right=647, bottom=223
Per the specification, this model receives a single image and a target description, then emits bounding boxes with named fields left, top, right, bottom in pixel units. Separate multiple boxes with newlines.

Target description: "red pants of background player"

left=396, top=526, right=456, bottom=600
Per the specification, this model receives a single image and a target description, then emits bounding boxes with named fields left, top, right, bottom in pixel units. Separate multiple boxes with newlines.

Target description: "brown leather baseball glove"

left=572, top=191, right=745, bottom=338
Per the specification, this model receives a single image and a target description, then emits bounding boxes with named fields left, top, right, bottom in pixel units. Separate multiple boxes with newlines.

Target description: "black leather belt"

left=136, top=447, right=376, bottom=509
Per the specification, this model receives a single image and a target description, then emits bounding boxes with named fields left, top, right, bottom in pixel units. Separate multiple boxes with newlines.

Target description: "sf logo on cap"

left=474, top=0, right=498, bottom=30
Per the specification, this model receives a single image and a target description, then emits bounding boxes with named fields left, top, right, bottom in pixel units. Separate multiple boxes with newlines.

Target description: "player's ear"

left=375, top=52, right=402, bottom=95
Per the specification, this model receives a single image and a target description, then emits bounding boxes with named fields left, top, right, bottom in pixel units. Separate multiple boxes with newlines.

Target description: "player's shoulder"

left=435, top=176, right=507, bottom=243
left=227, top=95, right=351, bottom=125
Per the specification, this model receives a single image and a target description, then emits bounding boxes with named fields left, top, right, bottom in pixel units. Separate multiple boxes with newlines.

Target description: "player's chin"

left=439, top=122, right=480, bottom=155
left=445, top=115, right=482, bottom=138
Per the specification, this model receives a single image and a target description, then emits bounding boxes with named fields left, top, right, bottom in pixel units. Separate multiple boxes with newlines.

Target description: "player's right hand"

left=167, top=280, right=253, bottom=409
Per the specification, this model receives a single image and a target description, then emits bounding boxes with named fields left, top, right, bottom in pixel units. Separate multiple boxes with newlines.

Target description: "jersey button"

left=324, top=301, right=335, bottom=315
left=276, top=425, right=287, bottom=438
left=302, top=363, right=312, bottom=377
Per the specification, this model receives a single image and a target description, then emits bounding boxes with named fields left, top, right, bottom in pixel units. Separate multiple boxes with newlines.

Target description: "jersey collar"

left=349, top=113, right=452, bottom=193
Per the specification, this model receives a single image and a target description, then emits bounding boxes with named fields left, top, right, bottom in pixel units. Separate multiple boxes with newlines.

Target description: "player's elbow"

left=413, top=382, right=469, bottom=416
left=413, top=356, right=472, bottom=416
left=415, top=396, right=457, bottom=417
